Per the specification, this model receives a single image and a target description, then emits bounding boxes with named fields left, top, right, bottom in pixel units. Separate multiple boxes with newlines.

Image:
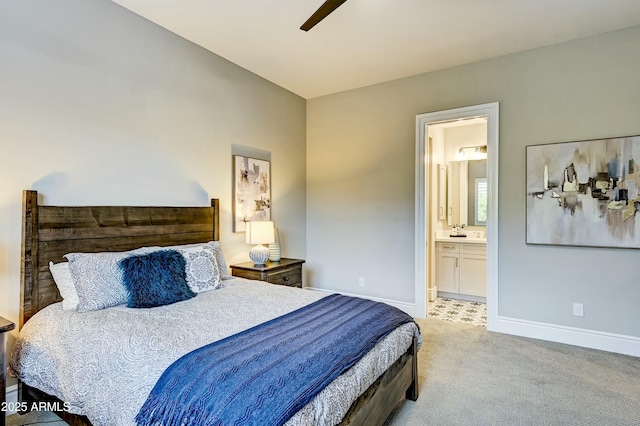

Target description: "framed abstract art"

left=232, top=155, right=271, bottom=232
left=526, top=135, right=640, bottom=249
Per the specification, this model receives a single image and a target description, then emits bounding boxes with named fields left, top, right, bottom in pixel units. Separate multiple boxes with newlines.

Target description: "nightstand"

left=1, top=316, right=15, bottom=426
left=230, top=258, right=305, bottom=288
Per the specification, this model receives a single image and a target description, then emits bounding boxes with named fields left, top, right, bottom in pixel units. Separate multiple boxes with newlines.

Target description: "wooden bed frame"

left=18, top=189, right=418, bottom=426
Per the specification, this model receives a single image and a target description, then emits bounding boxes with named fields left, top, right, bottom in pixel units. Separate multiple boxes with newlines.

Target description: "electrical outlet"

left=358, top=277, right=365, bottom=287
left=573, top=303, right=584, bottom=317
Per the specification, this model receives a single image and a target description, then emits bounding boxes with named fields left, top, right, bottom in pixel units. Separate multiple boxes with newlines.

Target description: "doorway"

left=414, top=103, right=499, bottom=331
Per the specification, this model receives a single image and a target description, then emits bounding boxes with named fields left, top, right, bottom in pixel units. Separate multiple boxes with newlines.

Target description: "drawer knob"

left=283, top=276, right=290, bottom=282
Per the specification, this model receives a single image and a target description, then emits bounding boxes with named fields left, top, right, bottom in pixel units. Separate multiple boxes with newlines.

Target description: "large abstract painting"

left=526, top=135, right=640, bottom=249
left=233, top=155, right=271, bottom=232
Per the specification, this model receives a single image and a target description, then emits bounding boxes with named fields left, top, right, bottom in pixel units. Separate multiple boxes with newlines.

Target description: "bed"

left=10, top=190, right=420, bottom=426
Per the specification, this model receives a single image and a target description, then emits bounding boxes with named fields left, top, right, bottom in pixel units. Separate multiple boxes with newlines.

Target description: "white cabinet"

left=436, top=243, right=459, bottom=293
left=459, top=246, right=486, bottom=297
left=436, top=241, right=486, bottom=298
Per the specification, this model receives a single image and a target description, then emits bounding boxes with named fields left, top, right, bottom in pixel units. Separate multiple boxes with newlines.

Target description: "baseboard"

left=497, top=316, right=640, bottom=357
left=437, top=291, right=486, bottom=304
left=427, top=286, right=438, bottom=302
left=304, top=288, right=640, bottom=356
left=5, top=383, right=18, bottom=415
left=305, top=287, right=419, bottom=317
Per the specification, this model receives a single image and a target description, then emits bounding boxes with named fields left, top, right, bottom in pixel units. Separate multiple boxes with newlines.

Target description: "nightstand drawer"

left=230, top=258, right=305, bottom=288
left=268, top=268, right=302, bottom=287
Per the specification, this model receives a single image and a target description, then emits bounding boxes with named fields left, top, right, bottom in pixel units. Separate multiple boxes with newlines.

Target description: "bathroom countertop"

left=434, top=229, right=486, bottom=243
left=435, top=236, right=486, bottom=244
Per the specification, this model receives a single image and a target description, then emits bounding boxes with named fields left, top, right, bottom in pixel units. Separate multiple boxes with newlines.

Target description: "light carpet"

left=387, top=318, right=640, bottom=426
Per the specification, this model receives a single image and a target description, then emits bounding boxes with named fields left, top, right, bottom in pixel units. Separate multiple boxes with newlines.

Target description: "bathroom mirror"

left=447, top=159, right=487, bottom=227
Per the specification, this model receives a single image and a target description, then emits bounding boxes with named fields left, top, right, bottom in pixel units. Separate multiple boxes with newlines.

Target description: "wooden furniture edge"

left=339, top=335, right=419, bottom=426
left=230, top=258, right=305, bottom=272
left=211, top=198, right=220, bottom=242
left=1, top=318, right=16, bottom=426
left=19, top=190, right=38, bottom=330
left=19, top=383, right=92, bottom=426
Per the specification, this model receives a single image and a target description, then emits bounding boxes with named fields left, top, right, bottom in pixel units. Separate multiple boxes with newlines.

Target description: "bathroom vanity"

left=435, top=234, right=486, bottom=301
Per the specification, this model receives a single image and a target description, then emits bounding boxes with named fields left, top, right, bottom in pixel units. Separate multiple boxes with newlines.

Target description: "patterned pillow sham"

left=119, top=250, right=195, bottom=309
left=65, top=247, right=158, bottom=312
left=163, top=242, right=222, bottom=293
left=48, top=261, right=79, bottom=311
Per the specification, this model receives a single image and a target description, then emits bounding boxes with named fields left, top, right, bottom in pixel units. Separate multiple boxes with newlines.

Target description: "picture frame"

left=526, top=135, right=640, bottom=249
left=232, top=155, right=271, bottom=232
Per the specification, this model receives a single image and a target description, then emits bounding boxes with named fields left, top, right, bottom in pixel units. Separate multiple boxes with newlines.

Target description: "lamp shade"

left=245, top=221, right=275, bottom=245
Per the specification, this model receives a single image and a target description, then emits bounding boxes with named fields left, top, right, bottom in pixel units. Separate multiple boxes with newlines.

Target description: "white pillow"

left=210, top=241, right=231, bottom=280
left=49, top=261, right=79, bottom=311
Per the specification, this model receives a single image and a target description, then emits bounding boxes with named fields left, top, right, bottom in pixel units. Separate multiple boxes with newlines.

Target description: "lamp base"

left=249, top=244, right=270, bottom=266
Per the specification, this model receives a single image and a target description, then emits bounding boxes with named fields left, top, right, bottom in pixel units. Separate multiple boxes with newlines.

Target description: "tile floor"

left=427, top=297, right=486, bottom=327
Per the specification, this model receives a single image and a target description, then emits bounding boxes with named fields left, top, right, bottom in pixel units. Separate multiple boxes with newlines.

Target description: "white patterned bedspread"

left=9, top=278, right=420, bottom=426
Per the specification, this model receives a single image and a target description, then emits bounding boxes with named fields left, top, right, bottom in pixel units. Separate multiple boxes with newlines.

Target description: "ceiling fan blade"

left=300, top=0, right=349, bottom=31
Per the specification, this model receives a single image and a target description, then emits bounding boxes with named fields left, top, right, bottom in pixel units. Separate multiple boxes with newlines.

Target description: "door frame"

left=414, top=102, right=499, bottom=330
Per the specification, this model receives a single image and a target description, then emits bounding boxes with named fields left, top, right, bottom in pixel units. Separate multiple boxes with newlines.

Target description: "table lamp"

left=245, top=221, right=275, bottom=266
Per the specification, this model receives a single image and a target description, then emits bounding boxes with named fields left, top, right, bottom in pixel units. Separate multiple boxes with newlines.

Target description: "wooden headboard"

left=20, top=190, right=220, bottom=328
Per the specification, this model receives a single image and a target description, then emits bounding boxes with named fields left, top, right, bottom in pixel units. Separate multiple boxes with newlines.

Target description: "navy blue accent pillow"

left=119, top=250, right=195, bottom=309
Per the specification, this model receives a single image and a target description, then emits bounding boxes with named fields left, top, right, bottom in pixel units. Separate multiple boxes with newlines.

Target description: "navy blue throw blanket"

left=136, top=294, right=416, bottom=426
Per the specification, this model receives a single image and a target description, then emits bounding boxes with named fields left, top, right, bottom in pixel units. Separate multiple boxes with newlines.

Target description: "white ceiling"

left=109, top=0, right=640, bottom=99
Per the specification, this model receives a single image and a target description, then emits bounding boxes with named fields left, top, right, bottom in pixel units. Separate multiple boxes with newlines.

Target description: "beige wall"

left=307, top=26, right=640, bottom=338
left=0, top=0, right=306, bottom=339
